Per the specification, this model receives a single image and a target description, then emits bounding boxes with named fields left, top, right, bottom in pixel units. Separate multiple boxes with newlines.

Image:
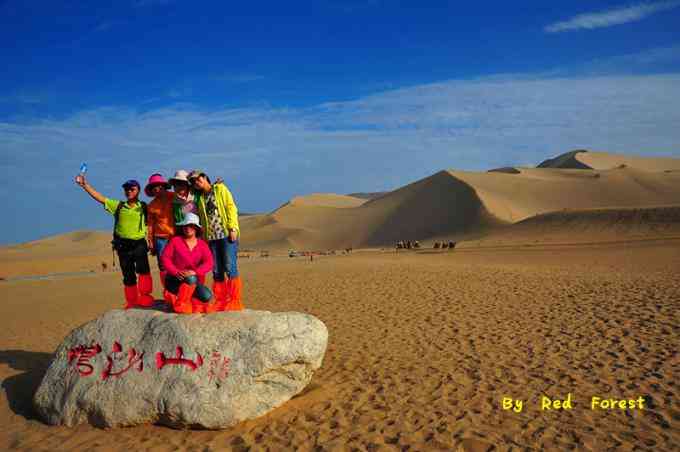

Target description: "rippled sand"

left=1, top=241, right=678, bottom=451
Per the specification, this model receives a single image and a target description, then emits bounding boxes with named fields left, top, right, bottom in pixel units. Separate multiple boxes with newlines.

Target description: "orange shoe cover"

left=137, top=273, right=154, bottom=307
left=212, top=280, right=228, bottom=312
left=224, top=277, right=244, bottom=311
left=123, top=285, right=138, bottom=309
left=163, top=289, right=177, bottom=306
left=173, top=282, right=195, bottom=314
left=191, top=298, right=207, bottom=314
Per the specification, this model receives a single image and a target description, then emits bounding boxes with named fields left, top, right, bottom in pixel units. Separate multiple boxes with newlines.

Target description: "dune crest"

left=538, top=149, right=680, bottom=171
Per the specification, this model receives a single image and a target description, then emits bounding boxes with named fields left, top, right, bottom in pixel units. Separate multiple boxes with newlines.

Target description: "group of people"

left=75, top=169, right=242, bottom=314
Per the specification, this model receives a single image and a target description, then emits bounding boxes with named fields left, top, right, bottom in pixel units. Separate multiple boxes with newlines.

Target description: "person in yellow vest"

left=187, top=170, right=242, bottom=311
left=75, top=175, right=154, bottom=309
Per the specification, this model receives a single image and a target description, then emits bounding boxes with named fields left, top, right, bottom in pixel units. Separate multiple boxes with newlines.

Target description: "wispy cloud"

left=3, top=73, right=680, bottom=243
left=545, top=1, right=680, bottom=33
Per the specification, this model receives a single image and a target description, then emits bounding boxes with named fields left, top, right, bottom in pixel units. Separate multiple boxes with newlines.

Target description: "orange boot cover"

left=192, top=298, right=208, bottom=314
left=163, top=289, right=177, bottom=306
left=123, top=285, right=138, bottom=310
left=212, top=281, right=228, bottom=312
left=137, top=273, right=154, bottom=307
left=173, top=282, right=195, bottom=314
left=159, top=271, right=167, bottom=289
left=224, top=277, right=243, bottom=311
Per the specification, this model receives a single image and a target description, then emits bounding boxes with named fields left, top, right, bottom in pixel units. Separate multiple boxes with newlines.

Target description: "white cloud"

left=2, top=73, right=680, bottom=243
left=545, top=1, right=680, bottom=33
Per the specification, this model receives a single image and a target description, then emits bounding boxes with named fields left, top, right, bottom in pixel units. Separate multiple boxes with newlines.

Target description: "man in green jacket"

left=188, top=170, right=242, bottom=311
left=75, top=175, right=154, bottom=309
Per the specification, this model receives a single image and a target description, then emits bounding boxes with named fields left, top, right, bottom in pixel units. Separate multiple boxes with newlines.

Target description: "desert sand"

left=1, top=149, right=679, bottom=450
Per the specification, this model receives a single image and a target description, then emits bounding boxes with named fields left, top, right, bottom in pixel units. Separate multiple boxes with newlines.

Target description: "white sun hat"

left=169, top=169, right=190, bottom=184
left=176, top=212, right=202, bottom=229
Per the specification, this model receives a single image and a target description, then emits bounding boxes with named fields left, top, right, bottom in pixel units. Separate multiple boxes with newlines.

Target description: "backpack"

left=111, top=200, right=148, bottom=251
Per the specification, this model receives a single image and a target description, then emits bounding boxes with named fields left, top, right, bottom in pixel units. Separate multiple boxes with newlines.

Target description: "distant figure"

left=441, top=242, right=448, bottom=249
left=101, top=262, right=108, bottom=272
left=345, top=247, right=353, bottom=254
left=433, top=241, right=440, bottom=249
left=448, top=241, right=457, bottom=249
left=413, top=241, right=420, bottom=249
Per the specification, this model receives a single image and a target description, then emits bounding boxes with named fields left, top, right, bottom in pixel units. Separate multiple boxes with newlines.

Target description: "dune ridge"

left=241, top=151, right=680, bottom=250
left=4, top=150, right=680, bottom=257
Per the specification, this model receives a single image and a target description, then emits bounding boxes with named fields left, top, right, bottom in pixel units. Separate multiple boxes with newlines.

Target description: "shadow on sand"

left=0, top=350, right=52, bottom=420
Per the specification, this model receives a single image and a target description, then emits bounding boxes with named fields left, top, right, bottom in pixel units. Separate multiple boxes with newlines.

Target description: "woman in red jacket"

left=160, top=213, right=214, bottom=314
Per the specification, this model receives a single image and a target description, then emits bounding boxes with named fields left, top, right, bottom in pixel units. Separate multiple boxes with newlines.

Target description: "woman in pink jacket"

left=160, top=213, right=214, bottom=314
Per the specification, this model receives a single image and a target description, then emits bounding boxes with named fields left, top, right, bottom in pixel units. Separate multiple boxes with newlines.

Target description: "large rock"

left=33, top=309, right=328, bottom=429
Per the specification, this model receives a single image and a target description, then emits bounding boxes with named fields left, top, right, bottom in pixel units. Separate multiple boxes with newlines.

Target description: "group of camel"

left=395, top=240, right=457, bottom=250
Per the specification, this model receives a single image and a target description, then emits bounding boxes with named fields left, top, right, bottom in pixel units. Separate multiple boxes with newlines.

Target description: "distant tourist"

left=144, top=173, right=174, bottom=289
left=188, top=170, right=243, bottom=311
left=75, top=175, right=153, bottom=309
left=160, top=213, right=214, bottom=313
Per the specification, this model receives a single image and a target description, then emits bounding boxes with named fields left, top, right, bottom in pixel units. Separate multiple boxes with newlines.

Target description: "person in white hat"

left=160, top=212, right=215, bottom=314
left=169, top=169, right=197, bottom=224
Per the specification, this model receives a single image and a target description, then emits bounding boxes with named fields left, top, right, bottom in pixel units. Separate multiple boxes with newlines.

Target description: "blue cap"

left=121, top=179, right=140, bottom=189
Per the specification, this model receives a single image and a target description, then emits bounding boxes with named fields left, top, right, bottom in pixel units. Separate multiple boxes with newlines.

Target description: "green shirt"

left=104, top=198, right=147, bottom=240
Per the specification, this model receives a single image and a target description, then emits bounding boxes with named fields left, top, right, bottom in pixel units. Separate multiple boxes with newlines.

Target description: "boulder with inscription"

left=33, top=309, right=328, bottom=429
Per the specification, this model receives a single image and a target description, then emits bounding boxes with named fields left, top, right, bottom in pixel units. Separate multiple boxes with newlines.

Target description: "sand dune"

left=241, top=151, right=680, bottom=250
left=461, top=205, right=680, bottom=248
left=538, top=149, right=680, bottom=171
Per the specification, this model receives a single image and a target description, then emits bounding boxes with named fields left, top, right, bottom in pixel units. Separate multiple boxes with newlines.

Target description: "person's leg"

left=118, top=243, right=138, bottom=309
left=154, top=237, right=169, bottom=288
left=172, top=274, right=196, bottom=314
left=224, top=239, right=243, bottom=311
left=210, top=238, right=228, bottom=310
left=134, top=239, right=154, bottom=306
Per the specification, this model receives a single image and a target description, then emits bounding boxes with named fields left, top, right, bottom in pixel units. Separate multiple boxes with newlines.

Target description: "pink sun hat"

left=144, top=173, right=171, bottom=196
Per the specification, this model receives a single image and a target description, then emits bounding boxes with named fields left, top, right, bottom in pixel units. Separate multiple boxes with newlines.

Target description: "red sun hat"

left=144, top=173, right=171, bottom=196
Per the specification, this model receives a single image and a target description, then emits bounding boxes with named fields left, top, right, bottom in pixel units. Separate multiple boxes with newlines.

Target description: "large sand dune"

left=241, top=151, right=680, bottom=250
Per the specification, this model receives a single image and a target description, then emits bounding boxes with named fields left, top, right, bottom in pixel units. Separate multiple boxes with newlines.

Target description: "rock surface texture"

left=33, top=309, right=328, bottom=429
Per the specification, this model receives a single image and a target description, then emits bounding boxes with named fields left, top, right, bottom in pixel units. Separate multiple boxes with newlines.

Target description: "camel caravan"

left=395, top=240, right=457, bottom=251
left=433, top=241, right=457, bottom=249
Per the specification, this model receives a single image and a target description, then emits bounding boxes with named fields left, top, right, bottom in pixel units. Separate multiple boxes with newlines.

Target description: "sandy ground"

left=1, top=239, right=678, bottom=451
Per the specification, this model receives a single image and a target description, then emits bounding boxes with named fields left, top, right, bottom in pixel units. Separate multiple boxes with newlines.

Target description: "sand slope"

left=240, top=152, right=680, bottom=250
left=538, top=149, right=680, bottom=171
left=1, top=243, right=678, bottom=451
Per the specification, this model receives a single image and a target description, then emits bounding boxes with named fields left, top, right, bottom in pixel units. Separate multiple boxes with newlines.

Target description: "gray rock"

left=33, top=309, right=328, bottom=429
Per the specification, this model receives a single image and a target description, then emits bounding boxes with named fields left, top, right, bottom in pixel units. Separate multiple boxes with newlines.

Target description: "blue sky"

left=2, top=0, right=680, bottom=244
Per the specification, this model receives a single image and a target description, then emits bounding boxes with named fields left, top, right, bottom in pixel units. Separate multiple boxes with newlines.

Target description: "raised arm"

left=75, top=174, right=107, bottom=205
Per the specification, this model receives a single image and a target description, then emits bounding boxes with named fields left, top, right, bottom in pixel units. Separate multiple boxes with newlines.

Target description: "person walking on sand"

left=188, top=170, right=243, bottom=311
left=144, top=173, right=174, bottom=289
left=160, top=213, right=214, bottom=314
left=75, top=175, right=154, bottom=309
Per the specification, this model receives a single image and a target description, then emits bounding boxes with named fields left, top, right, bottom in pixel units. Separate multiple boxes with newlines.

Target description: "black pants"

left=115, top=238, right=150, bottom=286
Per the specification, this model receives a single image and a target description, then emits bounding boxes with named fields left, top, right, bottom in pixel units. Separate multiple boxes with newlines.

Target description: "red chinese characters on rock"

left=156, top=346, right=204, bottom=371
left=208, top=352, right=231, bottom=382
left=102, top=341, right=144, bottom=380
left=67, top=343, right=102, bottom=376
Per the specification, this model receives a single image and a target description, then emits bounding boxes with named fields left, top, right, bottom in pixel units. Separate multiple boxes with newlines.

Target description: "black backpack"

left=111, top=200, right=148, bottom=251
